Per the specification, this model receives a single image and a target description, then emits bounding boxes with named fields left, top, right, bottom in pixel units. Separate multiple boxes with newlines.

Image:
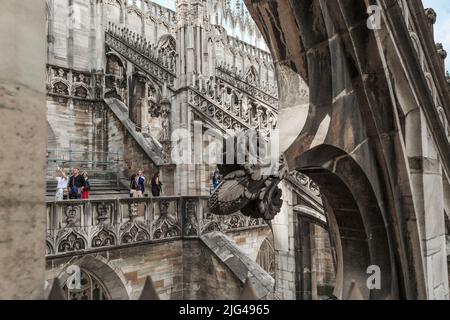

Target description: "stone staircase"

left=46, top=177, right=130, bottom=200
left=104, top=97, right=167, bottom=166
left=105, top=23, right=278, bottom=137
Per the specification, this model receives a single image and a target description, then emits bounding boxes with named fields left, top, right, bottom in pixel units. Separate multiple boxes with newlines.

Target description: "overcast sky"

left=153, top=0, right=175, bottom=10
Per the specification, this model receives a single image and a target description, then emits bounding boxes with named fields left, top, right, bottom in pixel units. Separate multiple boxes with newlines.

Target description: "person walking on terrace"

left=81, top=171, right=91, bottom=199
left=55, top=166, right=68, bottom=201
left=137, top=170, right=146, bottom=196
left=151, top=172, right=162, bottom=197
left=130, top=173, right=143, bottom=198
left=68, top=167, right=85, bottom=199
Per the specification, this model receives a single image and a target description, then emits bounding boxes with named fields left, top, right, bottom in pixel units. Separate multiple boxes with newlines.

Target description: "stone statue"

left=160, top=112, right=170, bottom=141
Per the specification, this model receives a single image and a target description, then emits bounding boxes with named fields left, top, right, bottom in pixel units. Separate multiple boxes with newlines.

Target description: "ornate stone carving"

left=106, top=23, right=176, bottom=87
left=46, top=240, right=54, bottom=255
left=209, top=163, right=283, bottom=221
left=120, top=221, right=150, bottom=244
left=95, top=202, right=113, bottom=224
left=57, top=231, right=86, bottom=252
left=92, top=228, right=116, bottom=248
left=425, top=8, right=437, bottom=25
left=152, top=200, right=180, bottom=239
left=47, top=197, right=269, bottom=256
left=47, top=65, right=93, bottom=100
left=153, top=218, right=180, bottom=239
left=64, top=205, right=80, bottom=227
left=202, top=221, right=222, bottom=234
left=183, top=199, right=198, bottom=236
left=436, top=43, right=447, bottom=60
left=226, top=213, right=246, bottom=229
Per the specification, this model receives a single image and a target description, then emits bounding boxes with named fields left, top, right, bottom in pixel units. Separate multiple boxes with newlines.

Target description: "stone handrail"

left=188, top=85, right=277, bottom=134
left=216, top=63, right=278, bottom=103
left=46, top=196, right=266, bottom=256
left=188, top=87, right=252, bottom=133
left=105, top=23, right=176, bottom=88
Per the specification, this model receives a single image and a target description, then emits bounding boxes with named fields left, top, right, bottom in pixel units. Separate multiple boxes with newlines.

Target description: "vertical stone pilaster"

left=0, top=0, right=47, bottom=299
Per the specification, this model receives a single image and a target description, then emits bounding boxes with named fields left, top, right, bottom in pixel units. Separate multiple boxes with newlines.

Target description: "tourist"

left=55, top=167, right=68, bottom=201
left=151, top=172, right=162, bottom=197
left=81, top=172, right=91, bottom=199
left=130, top=173, right=143, bottom=198
left=130, top=174, right=137, bottom=197
left=134, top=173, right=143, bottom=198
left=212, top=170, right=221, bottom=190
left=138, top=170, right=146, bottom=195
left=68, top=168, right=85, bottom=199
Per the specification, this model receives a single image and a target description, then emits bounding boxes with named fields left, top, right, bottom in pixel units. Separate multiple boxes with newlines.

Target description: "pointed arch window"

left=63, top=269, right=110, bottom=300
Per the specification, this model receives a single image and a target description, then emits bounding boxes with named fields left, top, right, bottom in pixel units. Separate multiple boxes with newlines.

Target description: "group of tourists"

left=130, top=170, right=163, bottom=198
left=55, top=167, right=91, bottom=201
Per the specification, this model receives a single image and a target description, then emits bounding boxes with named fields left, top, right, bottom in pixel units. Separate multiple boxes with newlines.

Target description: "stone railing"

left=216, top=62, right=278, bottom=103
left=225, top=35, right=274, bottom=67
left=105, top=23, right=176, bottom=88
left=188, top=81, right=277, bottom=134
left=188, top=87, right=251, bottom=132
left=286, top=172, right=323, bottom=213
left=46, top=64, right=104, bottom=102
left=46, top=196, right=266, bottom=256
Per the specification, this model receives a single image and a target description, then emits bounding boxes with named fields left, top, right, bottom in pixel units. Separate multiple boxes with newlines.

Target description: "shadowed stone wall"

left=0, top=0, right=47, bottom=299
left=46, top=236, right=269, bottom=300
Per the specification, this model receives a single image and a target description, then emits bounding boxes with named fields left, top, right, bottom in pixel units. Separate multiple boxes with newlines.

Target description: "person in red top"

left=81, top=172, right=91, bottom=199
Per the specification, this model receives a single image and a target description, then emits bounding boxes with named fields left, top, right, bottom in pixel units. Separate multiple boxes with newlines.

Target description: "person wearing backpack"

left=68, top=168, right=85, bottom=199
left=130, top=173, right=143, bottom=198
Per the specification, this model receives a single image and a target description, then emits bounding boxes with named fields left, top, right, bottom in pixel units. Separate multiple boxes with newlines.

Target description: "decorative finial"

left=437, top=43, right=447, bottom=60
left=425, top=8, right=437, bottom=25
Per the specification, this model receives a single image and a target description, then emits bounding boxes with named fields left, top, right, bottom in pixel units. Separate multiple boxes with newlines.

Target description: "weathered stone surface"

left=0, top=0, right=47, bottom=299
left=201, top=232, right=275, bottom=300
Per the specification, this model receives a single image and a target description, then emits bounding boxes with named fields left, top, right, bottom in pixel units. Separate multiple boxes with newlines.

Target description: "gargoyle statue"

left=208, top=134, right=285, bottom=221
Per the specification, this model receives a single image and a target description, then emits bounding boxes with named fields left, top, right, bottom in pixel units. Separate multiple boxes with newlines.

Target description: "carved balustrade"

left=188, top=79, right=277, bottom=134
left=105, top=23, right=176, bottom=88
left=216, top=63, right=278, bottom=103
left=46, top=196, right=265, bottom=256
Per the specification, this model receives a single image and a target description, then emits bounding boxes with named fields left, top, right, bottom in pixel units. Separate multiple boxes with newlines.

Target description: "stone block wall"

left=45, top=235, right=266, bottom=300
left=182, top=239, right=242, bottom=300
left=226, top=228, right=272, bottom=262
left=46, top=100, right=108, bottom=157
left=46, top=240, right=184, bottom=300
left=107, top=110, right=160, bottom=189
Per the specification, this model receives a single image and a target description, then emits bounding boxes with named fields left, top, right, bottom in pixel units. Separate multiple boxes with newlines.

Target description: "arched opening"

left=239, top=0, right=428, bottom=300
left=292, top=145, right=398, bottom=300
left=57, top=255, right=129, bottom=300
left=256, top=235, right=275, bottom=277
left=63, top=268, right=110, bottom=300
